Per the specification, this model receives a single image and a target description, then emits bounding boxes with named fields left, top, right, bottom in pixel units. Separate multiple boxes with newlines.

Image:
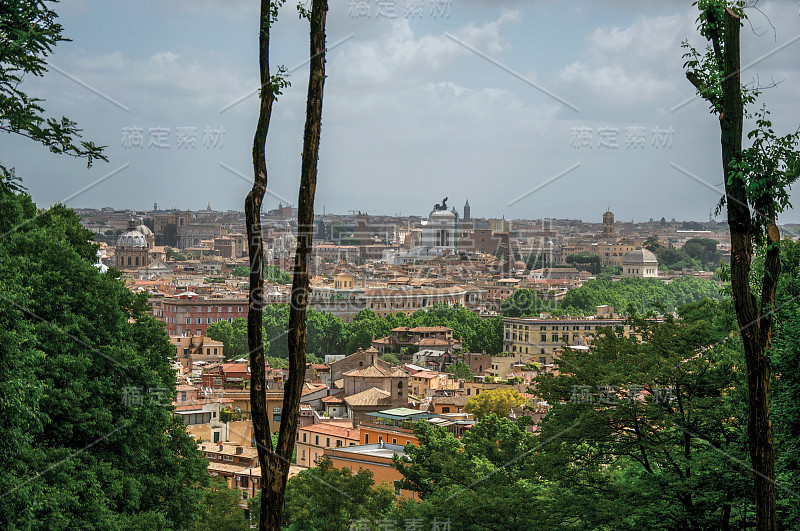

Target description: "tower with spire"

left=602, top=204, right=615, bottom=239
left=463, top=199, right=471, bottom=221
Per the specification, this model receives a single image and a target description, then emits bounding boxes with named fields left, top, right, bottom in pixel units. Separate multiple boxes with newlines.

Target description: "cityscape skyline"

left=6, top=0, right=800, bottom=222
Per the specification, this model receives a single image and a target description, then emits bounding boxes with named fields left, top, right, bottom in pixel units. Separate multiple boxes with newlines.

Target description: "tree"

left=500, top=288, right=543, bottom=317
left=206, top=318, right=251, bottom=360
left=392, top=416, right=549, bottom=530
left=444, top=361, right=473, bottom=382
left=250, top=2, right=328, bottom=530
left=280, top=457, right=394, bottom=530
left=0, top=0, right=107, bottom=182
left=643, top=236, right=663, bottom=252
left=191, top=477, right=250, bottom=531
left=246, top=2, right=289, bottom=530
left=0, top=184, right=209, bottom=528
left=565, top=252, right=602, bottom=275
left=379, top=353, right=401, bottom=366
left=463, top=388, right=525, bottom=420
left=682, top=237, right=723, bottom=270
left=533, top=301, right=752, bottom=528
left=683, top=2, right=799, bottom=527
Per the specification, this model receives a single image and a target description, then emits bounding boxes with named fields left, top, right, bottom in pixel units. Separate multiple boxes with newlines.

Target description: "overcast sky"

left=6, top=0, right=800, bottom=223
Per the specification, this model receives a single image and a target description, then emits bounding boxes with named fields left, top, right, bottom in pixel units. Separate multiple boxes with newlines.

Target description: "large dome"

left=117, top=217, right=148, bottom=247
left=622, top=248, right=658, bottom=264
left=117, top=229, right=148, bottom=247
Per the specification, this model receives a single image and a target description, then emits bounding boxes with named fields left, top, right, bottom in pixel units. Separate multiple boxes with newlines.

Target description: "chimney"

left=236, top=446, right=243, bottom=455
left=218, top=444, right=223, bottom=452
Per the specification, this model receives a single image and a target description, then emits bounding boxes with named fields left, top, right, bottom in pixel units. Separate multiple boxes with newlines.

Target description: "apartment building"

left=503, top=307, right=635, bottom=364
left=295, top=423, right=360, bottom=467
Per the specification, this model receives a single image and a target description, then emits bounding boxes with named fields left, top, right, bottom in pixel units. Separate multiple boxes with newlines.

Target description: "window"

left=336, top=440, right=342, bottom=447
left=442, top=406, right=450, bottom=414
left=196, top=318, right=202, bottom=324
left=301, top=449, right=305, bottom=459
left=213, top=432, right=220, bottom=443
left=186, top=318, right=192, bottom=325
left=364, top=434, right=369, bottom=444
left=315, top=435, right=319, bottom=446
left=238, top=306, right=243, bottom=312
left=303, top=433, right=307, bottom=442
left=206, top=318, right=212, bottom=324
left=326, top=438, right=330, bottom=447
left=273, top=406, right=281, bottom=423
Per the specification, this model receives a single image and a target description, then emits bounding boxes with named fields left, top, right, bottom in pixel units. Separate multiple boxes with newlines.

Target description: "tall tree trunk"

left=247, top=2, right=277, bottom=530
left=717, top=8, right=778, bottom=530
left=258, top=2, right=328, bottom=530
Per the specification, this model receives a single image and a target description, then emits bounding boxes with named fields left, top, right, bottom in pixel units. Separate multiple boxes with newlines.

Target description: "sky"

left=6, top=0, right=800, bottom=223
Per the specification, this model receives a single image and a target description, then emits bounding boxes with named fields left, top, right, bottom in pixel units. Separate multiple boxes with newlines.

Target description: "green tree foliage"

left=211, top=303, right=505, bottom=363
left=444, top=361, right=473, bottom=382
left=379, top=353, right=401, bottom=366
left=392, top=416, right=548, bottom=530
left=231, top=264, right=292, bottom=284
left=565, top=252, right=602, bottom=275
left=654, top=246, right=702, bottom=271
left=560, top=276, right=720, bottom=315
left=463, top=388, right=525, bottom=420
left=500, top=288, right=547, bottom=317
left=166, top=248, right=187, bottom=261
left=681, top=237, right=724, bottom=270
left=190, top=477, right=249, bottom=531
left=0, top=183, right=209, bottom=528
left=281, top=457, right=394, bottom=530
left=758, top=239, right=800, bottom=525
left=0, top=0, right=107, bottom=181
left=206, top=318, right=251, bottom=360
left=532, top=300, right=753, bottom=529
left=643, top=236, right=663, bottom=252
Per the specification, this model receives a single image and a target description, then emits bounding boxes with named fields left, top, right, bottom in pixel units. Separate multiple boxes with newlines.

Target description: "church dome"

left=134, top=218, right=153, bottom=238
left=117, top=218, right=148, bottom=248
left=622, top=248, right=658, bottom=264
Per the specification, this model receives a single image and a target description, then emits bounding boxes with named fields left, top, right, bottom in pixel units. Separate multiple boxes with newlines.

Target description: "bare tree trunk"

left=258, top=2, right=328, bottom=530
left=717, top=8, right=778, bottom=530
left=247, top=2, right=277, bottom=530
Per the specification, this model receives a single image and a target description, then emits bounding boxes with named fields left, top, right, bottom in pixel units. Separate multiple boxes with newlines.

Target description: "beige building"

left=295, top=423, right=360, bottom=467
left=503, top=310, right=635, bottom=365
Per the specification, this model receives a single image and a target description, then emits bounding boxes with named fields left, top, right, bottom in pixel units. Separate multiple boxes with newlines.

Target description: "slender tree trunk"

left=258, top=2, right=328, bottom=530
left=717, top=8, right=778, bottom=530
left=247, top=2, right=277, bottom=530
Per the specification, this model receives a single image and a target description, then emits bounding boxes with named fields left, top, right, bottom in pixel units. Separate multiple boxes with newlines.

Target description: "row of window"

left=166, top=305, right=245, bottom=313
left=369, top=298, right=459, bottom=310
left=181, top=317, right=238, bottom=325
left=510, top=324, right=606, bottom=331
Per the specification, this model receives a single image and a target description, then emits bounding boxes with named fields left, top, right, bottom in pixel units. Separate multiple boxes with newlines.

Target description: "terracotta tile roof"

left=343, top=364, right=409, bottom=379
left=431, top=395, right=468, bottom=406
left=298, top=423, right=360, bottom=440
left=322, top=395, right=346, bottom=404
left=200, top=443, right=259, bottom=459
left=417, top=338, right=451, bottom=346
left=344, top=387, right=392, bottom=407
left=410, top=326, right=451, bottom=333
